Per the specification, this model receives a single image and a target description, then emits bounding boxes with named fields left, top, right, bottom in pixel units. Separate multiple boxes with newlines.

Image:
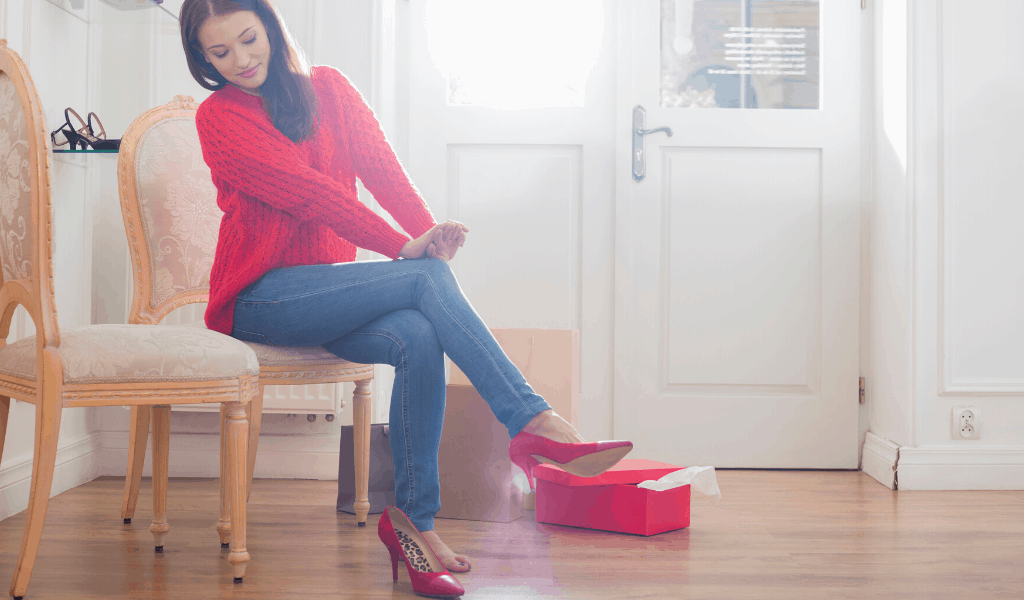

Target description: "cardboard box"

left=534, top=459, right=691, bottom=536
left=437, top=329, right=578, bottom=522
left=447, top=329, right=579, bottom=427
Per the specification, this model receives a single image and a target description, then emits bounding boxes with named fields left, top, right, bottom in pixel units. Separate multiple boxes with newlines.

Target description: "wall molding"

left=305, top=0, right=324, bottom=65
left=862, top=431, right=899, bottom=490
left=0, top=432, right=103, bottom=522
left=935, top=0, right=1024, bottom=397
left=21, top=0, right=30, bottom=66
left=862, top=432, right=1024, bottom=491
left=898, top=445, right=1024, bottom=490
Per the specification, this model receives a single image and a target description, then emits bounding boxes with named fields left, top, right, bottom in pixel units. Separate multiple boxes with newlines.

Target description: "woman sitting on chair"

left=179, top=0, right=632, bottom=596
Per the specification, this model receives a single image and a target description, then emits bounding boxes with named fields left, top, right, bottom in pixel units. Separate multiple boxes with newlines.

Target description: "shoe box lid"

left=533, top=458, right=684, bottom=487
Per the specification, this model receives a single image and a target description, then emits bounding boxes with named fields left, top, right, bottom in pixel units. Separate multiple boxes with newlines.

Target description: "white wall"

left=0, top=0, right=104, bottom=521
left=863, top=0, right=1024, bottom=490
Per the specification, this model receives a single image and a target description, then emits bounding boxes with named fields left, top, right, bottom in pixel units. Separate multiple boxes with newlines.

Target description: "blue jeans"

left=230, top=258, right=551, bottom=531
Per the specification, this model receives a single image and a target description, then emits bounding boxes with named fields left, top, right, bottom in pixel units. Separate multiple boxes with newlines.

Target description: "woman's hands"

left=427, top=221, right=468, bottom=261
left=399, top=220, right=469, bottom=261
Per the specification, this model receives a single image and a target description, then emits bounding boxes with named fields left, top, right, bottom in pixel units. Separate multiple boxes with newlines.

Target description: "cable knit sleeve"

left=195, top=99, right=410, bottom=259
left=328, top=69, right=437, bottom=239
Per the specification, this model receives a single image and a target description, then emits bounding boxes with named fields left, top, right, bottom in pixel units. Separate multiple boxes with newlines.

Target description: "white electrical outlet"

left=952, top=407, right=981, bottom=440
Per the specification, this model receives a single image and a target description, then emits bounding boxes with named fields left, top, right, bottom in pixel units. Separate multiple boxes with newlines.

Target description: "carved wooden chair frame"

left=0, top=40, right=255, bottom=598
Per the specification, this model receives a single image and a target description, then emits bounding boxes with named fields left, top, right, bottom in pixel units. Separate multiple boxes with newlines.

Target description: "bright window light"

left=425, top=0, right=604, bottom=109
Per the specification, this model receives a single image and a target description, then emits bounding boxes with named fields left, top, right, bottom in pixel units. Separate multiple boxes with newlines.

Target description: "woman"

left=180, top=1, right=632, bottom=596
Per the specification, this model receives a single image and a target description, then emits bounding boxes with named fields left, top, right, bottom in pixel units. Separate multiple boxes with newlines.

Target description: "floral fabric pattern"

left=0, top=324, right=259, bottom=384
left=134, top=118, right=220, bottom=307
left=0, top=73, right=32, bottom=283
left=166, top=177, right=220, bottom=255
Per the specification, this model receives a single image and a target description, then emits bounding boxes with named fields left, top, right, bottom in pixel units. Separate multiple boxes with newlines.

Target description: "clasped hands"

left=398, top=220, right=469, bottom=262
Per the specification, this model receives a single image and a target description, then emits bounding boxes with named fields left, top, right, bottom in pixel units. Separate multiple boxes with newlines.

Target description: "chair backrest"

left=117, top=95, right=219, bottom=325
left=0, top=39, right=61, bottom=352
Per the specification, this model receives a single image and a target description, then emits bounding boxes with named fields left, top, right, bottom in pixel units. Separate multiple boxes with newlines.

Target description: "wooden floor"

left=0, top=471, right=1022, bottom=599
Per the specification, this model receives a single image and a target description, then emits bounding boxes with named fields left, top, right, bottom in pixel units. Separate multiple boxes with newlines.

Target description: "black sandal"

left=50, top=108, right=119, bottom=151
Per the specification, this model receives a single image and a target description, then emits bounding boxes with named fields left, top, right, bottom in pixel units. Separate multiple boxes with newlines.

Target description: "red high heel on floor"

left=378, top=506, right=465, bottom=598
left=509, top=431, right=634, bottom=491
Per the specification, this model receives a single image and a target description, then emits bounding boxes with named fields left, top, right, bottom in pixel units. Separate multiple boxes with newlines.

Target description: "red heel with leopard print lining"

left=378, top=506, right=465, bottom=598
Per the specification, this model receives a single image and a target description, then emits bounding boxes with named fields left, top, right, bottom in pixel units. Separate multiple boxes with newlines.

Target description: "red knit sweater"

left=196, top=66, right=436, bottom=335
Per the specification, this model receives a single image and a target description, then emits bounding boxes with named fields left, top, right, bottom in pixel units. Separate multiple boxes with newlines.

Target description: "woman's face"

left=197, top=10, right=271, bottom=94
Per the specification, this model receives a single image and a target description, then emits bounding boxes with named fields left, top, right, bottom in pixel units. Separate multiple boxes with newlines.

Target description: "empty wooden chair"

left=0, top=40, right=256, bottom=598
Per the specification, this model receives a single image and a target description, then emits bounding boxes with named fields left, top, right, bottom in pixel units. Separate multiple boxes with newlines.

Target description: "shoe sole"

left=531, top=445, right=632, bottom=478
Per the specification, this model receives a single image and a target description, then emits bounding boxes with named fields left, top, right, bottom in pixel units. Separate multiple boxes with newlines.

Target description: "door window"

left=660, top=0, right=820, bottom=109
left=425, top=0, right=604, bottom=109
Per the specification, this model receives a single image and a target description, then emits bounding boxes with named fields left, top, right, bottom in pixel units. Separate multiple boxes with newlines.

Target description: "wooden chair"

left=0, top=40, right=257, bottom=598
left=115, top=95, right=377, bottom=537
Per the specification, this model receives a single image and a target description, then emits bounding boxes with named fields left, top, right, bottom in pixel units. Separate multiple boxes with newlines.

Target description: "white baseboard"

left=897, top=445, right=1024, bottom=490
left=861, top=431, right=900, bottom=490
left=97, top=431, right=342, bottom=480
left=1, top=429, right=344, bottom=523
left=0, top=433, right=103, bottom=522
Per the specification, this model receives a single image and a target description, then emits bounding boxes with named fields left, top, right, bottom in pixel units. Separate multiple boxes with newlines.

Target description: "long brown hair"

left=180, top=0, right=319, bottom=143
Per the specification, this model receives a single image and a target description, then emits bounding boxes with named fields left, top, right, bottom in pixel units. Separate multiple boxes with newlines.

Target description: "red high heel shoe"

left=378, top=506, right=465, bottom=598
left=509, top=431, right=633, bottom=491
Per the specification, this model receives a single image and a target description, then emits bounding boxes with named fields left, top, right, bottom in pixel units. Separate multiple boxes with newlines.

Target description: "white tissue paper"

left=637, top=466, right=721, bottom=502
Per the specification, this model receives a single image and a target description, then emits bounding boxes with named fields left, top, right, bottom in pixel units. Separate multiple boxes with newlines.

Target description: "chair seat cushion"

left=179, top=320, right=357, bottom=368
left=0, top=324, right=259, bottom=384
left=241, top=340, right=355, bottom=368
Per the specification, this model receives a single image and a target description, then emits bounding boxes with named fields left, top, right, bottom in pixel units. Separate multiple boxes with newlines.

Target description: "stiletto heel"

left=510, top=451, right=540, bottom=491
left=50, top=110, right=84, bottom=151
left=378, top=506, right=464, bottom=598
left=509, top=431, right=633, bottom=490
left=386, top=544, right=402, bottom=582
left=50, top=125, right=82, bottom=150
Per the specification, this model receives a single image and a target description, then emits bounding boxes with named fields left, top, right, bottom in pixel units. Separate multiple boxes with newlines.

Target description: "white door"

left=405, top=0, right=618, bottom=433
left=614, top=0, right=861, bottom=467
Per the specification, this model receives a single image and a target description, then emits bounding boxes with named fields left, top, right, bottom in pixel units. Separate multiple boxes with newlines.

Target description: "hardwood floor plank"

left=0, top=472, right=1021, bottom=599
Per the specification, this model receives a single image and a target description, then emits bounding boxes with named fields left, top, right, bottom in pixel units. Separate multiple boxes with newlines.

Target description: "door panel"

left=447, top=144, right=581, bottom=329
left=664, top=147, right=821, bottom=391
left=615, top=0, right=860, bottom=468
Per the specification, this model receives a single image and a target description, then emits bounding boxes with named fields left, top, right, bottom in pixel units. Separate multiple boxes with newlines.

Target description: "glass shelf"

left=45, top=0, right=180, bottom=25
left=53, top=149, right=119, bottom=154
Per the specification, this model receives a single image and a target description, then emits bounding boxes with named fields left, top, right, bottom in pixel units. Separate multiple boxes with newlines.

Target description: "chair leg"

left=217, top=404, right=231, bottom=548
left=0, top=396, right=10, bottom=468
left=352, top=378, right=372, bottom=526
left=149, top=406, right=171, bottom=552
left=9, top=381, right=63, bottom=599
left=121, top=405, right=151, bottom=523
left=245, top=385, right=264, bottom=502
left=225, top=401, right=250, bottom=581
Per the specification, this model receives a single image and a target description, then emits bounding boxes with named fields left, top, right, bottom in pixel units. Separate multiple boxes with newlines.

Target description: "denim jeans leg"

left=323, top=310, right=446, bottom=533
left=231, top=259, right=551, bottom=439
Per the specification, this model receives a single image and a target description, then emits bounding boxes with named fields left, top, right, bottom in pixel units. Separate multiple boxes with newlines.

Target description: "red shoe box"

left=534, top=459, right=690, bottom=536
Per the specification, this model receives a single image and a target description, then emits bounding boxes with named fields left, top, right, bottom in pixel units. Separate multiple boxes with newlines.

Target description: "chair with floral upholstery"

left=115, top=95, right=377, bottom=539
left=0, top=40, right=257, bottom=598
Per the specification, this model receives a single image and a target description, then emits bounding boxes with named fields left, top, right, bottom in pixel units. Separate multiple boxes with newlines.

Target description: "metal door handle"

left=632, top=106, right=673, bottom=181
left=638, top=126, right=673, bottom=137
